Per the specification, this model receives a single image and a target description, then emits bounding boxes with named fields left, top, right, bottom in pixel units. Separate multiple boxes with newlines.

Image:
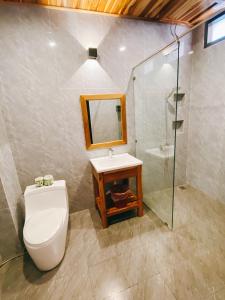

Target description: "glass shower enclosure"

left=133, top=42, right=180, bottom=228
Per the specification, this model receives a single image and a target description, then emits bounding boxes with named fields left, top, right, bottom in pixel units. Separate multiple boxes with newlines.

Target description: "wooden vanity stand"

left=91, top=158, right=143, bottom=228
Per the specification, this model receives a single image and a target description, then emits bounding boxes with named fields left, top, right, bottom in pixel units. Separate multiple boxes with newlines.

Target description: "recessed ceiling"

left=5, top=0, right=225, bottom=26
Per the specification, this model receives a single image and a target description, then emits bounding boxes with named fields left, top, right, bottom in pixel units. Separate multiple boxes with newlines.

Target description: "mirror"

left=80, top=94, right=127, bottom=150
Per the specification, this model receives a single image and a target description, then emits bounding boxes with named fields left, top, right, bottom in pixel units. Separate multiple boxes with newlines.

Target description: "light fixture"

left=188, top=50, right=194, bottom=55
left=88, top=48, right=98, bottom=59
left=48, top=40, right=56, bottom=48
left=119, top=46, right=126, bottom=52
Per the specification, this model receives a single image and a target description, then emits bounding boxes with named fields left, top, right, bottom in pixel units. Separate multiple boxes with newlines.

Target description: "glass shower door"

left=133, top=44, right=179, bottom=228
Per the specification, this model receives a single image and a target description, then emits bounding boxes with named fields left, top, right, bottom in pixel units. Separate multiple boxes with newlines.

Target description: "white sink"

left=145, top=145, right=174, bottom=159
left=90, top=153, right=143, bottom=173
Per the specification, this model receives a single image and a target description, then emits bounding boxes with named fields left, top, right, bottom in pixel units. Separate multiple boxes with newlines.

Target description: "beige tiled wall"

left=0, top=2, right=183, bottom=213
left=0, top=178, right=23, bottom=264
left=0, top=110, right=23, bottom=263
left=0, top=106, right=23, bottom=232
left=187, top=25, right=225, bottom=203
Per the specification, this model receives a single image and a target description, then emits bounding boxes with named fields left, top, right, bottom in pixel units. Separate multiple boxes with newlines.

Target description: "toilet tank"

left=24, top=180, right=69, bottom=219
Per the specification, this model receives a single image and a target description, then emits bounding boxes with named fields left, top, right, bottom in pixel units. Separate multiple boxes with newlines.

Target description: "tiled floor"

left=1, top=185, right=225, bottom=300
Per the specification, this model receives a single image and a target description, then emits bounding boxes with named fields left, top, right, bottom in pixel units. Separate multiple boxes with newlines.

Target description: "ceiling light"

left=48, top=40, right=56, bottom=48
left=119, top=46, right=126, bottom=52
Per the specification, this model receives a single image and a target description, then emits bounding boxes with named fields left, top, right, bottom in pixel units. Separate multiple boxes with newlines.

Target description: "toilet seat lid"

left=24, top=208, right=66, bottom=246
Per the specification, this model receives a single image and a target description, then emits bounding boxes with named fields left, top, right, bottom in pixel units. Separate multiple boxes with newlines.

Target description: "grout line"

left=0, top=252, right=25, bottom=268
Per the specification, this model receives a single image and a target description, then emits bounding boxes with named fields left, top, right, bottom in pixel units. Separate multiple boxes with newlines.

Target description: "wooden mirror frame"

left=80, top=94, right=127, bottom=150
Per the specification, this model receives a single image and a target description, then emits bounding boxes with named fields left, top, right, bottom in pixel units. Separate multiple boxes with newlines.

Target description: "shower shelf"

left=174, top=93, right=185, bottom=102
left=173, top=120, right=184, bottom=130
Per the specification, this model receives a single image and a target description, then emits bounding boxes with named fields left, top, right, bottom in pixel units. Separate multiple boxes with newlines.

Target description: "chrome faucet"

left=109, top=148, right=114, bottom=158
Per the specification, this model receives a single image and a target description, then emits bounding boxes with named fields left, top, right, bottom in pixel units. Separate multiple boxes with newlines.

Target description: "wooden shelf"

left=97, top=192, right=138, bottom=217
left=106, top=200, right=139, bottom=217
left=105, top=191, right=137, bottom=217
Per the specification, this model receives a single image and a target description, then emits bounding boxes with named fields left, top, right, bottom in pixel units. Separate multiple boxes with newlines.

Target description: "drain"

left=179, top=186, right=186, bottom=190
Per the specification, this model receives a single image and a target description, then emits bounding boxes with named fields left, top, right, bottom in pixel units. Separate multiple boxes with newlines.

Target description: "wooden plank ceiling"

left=6, top=0, right=225, bottom=26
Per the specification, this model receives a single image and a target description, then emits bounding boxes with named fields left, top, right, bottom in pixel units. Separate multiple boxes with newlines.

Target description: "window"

left=204, top=11, right=225, bottom=48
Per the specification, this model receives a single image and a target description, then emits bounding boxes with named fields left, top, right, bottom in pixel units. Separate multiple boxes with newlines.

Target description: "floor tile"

left=137, top=274, right=176, bottom=300
left=212, top=287, right=225, bottom=300
left=89, top=257, right=130, bottom=300
left=1, top=186, right=225, bottom=300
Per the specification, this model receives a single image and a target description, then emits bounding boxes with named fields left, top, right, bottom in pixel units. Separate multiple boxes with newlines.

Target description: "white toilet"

left=23, top=180, right=69, bottom=271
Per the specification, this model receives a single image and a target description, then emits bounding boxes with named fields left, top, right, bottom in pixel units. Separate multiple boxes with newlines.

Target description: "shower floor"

left=1, top=186, right=225, bottom=300
left=144, top=188, right=173, bottom=227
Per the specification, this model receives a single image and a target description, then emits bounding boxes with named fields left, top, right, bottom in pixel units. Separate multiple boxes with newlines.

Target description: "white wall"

left=187, top=25, right=225, bottom=203
left=0, top=2, right=185, bottom=213
left=0, top=107, right=22, bottom=233
left=0, top=106, right=23, bottom=262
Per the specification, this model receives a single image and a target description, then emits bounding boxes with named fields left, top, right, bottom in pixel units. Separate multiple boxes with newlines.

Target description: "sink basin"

left=90, top=153, right=143, bottom=173
left=145, top=145, right=174, bottom=159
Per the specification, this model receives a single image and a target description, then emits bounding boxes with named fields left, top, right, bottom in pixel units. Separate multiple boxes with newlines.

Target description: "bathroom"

left=0, top=0, right=225, bottom=299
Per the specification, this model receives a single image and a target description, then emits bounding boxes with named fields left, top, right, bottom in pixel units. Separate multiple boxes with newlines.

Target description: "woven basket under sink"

left=111, top=184, right=130, bottom=208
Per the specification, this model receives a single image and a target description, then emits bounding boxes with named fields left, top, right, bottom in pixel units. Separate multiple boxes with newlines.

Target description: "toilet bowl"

left=23, top=180, right=69, bottom=271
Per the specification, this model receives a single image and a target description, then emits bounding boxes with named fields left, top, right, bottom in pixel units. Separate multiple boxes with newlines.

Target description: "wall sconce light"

left=88, top=48, right=98, bottom=59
